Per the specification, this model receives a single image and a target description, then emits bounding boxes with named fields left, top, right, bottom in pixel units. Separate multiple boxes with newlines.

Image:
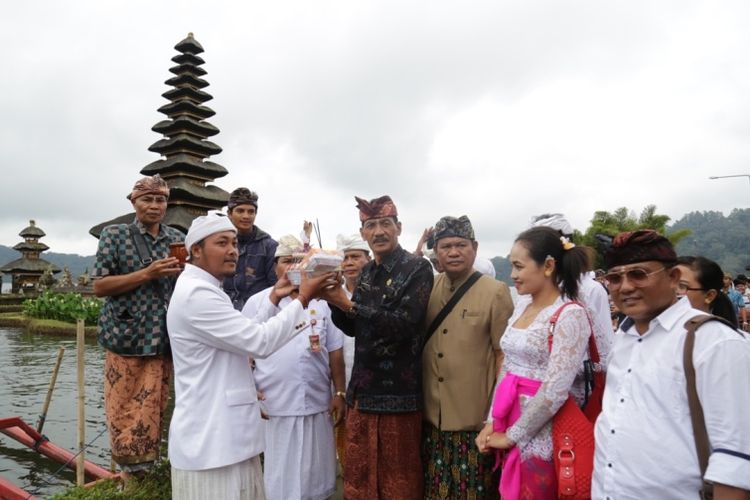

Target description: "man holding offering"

left=324, top=195, right=434, bottom=499
left=167, top=213, right=336, bottom=500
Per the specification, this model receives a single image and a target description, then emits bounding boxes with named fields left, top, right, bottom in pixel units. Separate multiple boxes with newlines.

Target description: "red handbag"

left=548, top=302, right=606, bottom=500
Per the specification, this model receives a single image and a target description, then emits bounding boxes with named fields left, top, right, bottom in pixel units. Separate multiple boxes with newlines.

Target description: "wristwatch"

left=334, top=391, right=346, bottom=398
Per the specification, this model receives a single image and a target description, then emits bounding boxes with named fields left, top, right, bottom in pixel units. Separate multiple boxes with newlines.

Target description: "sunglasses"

left=604, top=267, right=666, bottom=288
left=676, top=282, right=706, bottom=293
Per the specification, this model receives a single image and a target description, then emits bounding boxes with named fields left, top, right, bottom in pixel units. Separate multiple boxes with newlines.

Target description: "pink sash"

left=491, top=372, right=542, bottom=500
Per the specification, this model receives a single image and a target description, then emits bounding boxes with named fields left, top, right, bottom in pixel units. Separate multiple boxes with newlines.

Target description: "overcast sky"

left=2, top=0, right=749, bottom=259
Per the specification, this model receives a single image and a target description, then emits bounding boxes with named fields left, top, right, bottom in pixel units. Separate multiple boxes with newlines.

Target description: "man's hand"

left=330, top=394, right=347, bottom=426
left=303, top=221, right=313, bottom=240
left=319, top=282, right=351, bottom=311
left=713, top=482, right=750, bottom=500
left=270, top=273, right=297, bottom=306
left=298, top=272, right=339, bottom=305
left=414, top=226, right=434, bottom=257
left=144, top=257, right=182, bottom=280
left=257, top=390, right=269, bottom=420
left=94, top=256, right=181, bottom=297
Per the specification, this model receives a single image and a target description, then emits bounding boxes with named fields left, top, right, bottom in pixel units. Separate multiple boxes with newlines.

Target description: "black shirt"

left=331, top=245, right=434, bottom=413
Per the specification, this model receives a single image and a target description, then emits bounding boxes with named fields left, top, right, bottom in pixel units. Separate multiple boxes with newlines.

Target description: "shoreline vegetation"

left=50, top=460, right=172, bottom=500
left=0, top=313, right=97, bottom=336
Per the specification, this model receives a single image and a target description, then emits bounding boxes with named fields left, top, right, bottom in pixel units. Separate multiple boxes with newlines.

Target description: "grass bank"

left=50, top=460, right=172, bottom=500
left=0, top=313, right=97, bottom=336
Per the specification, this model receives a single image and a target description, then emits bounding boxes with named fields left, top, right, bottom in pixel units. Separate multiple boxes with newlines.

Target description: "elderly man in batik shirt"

left=324, top=195, right=434, bottom=500
left=421, top=216, right=513, bottom=500
left=92, top=175, right=183, bottom=478
left=243, top=234, right=346, bottom=500
left=224, top=187, right=279, bottom=309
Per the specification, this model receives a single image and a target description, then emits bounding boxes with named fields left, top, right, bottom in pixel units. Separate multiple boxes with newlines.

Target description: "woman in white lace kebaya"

left=475, top=227, right=597, bottom=499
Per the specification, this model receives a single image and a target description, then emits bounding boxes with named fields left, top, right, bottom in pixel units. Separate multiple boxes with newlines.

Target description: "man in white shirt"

left=336, top=234, right=372, bottom=383
left=593, top=230, right=750, bottom=499
left=166, top=214, right=336, bottom=500
left=334, top=233, right=371, bottom=468
left=242, top=235, right=346, bottom=500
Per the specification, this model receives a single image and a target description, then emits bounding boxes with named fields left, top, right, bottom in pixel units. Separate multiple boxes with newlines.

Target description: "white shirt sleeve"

left=325, top=313, right=345, bottom=352
left=241, top=287, right=280, bottom=323
left=185, top=283, right=307, bottom=359
left=696, top=329, right=750, bottom=489
left=579, top=274, right=614, bottom=367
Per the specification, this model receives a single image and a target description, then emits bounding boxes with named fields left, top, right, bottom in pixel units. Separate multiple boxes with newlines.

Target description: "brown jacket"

left=422, top=273, right=514, bottom=431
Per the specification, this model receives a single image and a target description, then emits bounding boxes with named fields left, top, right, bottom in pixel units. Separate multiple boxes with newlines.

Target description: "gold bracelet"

left=334, top=391, right=346, bottom=398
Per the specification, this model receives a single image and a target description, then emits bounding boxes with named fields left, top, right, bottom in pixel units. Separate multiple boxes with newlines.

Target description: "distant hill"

left=0, top=245, right=95, bottom=287
left=671, top=208, right=750, bottom=275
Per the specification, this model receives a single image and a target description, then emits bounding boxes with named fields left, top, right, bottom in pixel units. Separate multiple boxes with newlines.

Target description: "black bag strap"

left=128, top=224, right=154, bottom=266
left=683, top=314, right=742, bottom=499
left=424, top=271, right=483, bottom=346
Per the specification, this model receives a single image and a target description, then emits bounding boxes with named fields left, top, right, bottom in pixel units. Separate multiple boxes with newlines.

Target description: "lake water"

left=0, top=327, right=110, bottom=498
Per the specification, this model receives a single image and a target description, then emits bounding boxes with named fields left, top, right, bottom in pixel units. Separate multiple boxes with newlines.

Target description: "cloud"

left=1, top=0, right=749, bottom=260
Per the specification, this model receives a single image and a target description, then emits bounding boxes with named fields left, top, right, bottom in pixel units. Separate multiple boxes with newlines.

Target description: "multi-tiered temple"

left=1, top=220, right=60, bottom=293
left=91, top=33, right=229, bottom=237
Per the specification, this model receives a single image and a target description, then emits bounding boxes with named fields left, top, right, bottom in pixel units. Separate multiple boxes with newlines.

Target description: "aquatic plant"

left=50, top=459, right=172, bottom=499
left=23, top=291, right=102, bottom=325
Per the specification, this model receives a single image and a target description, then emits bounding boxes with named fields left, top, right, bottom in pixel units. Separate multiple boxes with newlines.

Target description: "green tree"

left=581, top=204, right=691, bottom=267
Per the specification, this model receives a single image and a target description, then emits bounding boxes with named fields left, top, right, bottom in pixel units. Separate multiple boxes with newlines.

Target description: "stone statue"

left=77, top=268, right=90, bottom=287
left=56, top=267, right=74, bottom=289
left=38, top=266, right=56, bottom=289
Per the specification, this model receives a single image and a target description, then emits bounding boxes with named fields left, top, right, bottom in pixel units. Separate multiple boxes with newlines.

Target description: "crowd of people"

left=92, top=174, right=750, bottom=499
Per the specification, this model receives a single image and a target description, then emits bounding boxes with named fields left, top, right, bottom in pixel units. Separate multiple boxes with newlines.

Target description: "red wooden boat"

left=0, top=416, right=117, bottom=500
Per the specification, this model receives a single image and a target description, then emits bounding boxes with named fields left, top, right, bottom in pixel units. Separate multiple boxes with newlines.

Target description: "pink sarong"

left=491, top=372, right=542, bottom=500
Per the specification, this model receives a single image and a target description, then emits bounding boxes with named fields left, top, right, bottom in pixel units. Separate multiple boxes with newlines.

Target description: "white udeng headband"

left=336, top=233, right=370, bottom=253
left=185, top=212, right=237, bottom=255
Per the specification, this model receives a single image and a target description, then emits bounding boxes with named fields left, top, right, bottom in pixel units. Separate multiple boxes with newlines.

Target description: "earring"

left=704, top=298, right=711, bottom=305
left=544, top=271, right=552, bottom=277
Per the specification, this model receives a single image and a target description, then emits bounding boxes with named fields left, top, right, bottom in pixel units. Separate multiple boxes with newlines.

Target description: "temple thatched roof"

left=1, top=258, right=60, bottom=274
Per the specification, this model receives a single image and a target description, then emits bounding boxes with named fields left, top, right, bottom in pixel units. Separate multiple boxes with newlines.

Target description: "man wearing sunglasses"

left=593, top=230, right=750, bottom=499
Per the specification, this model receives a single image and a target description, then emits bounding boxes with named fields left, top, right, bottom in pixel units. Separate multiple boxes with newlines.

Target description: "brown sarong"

left=104, top=351, right=172, bottom=465
left=344, top=406, right=423, bottom=500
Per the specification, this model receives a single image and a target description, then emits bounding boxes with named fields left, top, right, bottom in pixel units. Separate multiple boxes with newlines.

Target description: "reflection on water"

left=0, top=327, right=110, bottom=498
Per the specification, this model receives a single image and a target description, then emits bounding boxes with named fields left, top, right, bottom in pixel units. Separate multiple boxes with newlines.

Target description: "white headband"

left=185, top=212, right=236, bottom=256
left=530, top=213, right=574, bottom=236
left=275, top=235, right=305, bottom=258
left=336, top=233, right=370, bottom=253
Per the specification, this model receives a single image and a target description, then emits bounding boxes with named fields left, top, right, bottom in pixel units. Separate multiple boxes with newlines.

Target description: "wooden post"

left=76, top=319, right=85, bottom=487
left=36, top=346, right=65, bottom=434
